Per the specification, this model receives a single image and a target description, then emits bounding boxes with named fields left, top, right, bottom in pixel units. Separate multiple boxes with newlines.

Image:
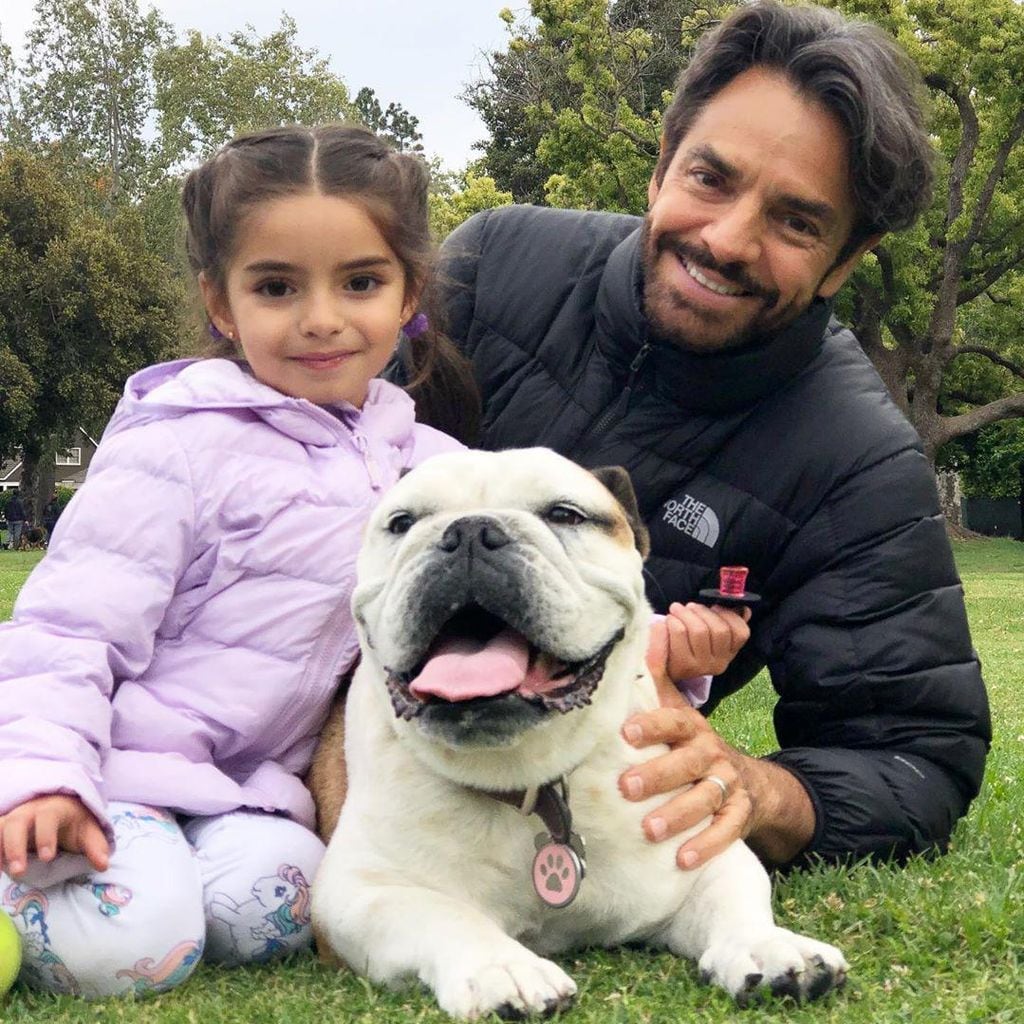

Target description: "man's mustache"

left=656, top=236, right=779, bottom=308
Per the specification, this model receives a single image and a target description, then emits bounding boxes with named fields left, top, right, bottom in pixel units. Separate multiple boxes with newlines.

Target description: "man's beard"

left=640, top=217, right=805, bottom=353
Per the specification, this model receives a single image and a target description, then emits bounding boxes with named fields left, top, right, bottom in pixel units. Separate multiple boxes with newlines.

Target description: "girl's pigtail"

left=402, top=296, right=480, bottom=446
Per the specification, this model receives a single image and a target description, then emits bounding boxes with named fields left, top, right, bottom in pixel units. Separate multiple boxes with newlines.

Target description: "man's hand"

left=621, top=620, right=815, bottom=869
left=0, top=795, right=110, bottom=878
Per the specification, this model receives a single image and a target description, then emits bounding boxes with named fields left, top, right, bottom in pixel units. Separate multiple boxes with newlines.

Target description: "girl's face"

left=203, top=191, right=416, bottom=407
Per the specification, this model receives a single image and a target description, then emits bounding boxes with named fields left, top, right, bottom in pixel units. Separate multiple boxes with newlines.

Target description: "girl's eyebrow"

left=242, top=256, right=395, bottom=274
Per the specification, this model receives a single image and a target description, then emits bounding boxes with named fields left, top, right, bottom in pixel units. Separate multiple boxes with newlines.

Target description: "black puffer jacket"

left=430, top=204, right=990, bottom=865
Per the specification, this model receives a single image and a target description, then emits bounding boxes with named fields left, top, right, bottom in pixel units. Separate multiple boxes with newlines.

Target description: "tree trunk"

left=18, top=450, right=41, bottom=525
left=936, top=470, right=963, bottom=529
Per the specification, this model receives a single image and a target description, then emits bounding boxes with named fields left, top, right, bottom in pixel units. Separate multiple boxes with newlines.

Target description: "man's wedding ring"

left=705, top=774, right=729, bottom=805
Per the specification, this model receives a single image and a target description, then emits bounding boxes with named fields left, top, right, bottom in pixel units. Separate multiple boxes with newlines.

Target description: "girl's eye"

left=347, top=275, right=379, bottom=294
left=545, top=504, right=587, bottom=526
left=387, top=512, right=415, bottom=535
left=258, top=280, right=292, bottom=298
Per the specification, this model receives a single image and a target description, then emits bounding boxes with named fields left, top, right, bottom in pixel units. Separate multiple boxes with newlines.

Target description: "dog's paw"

left=436, top=951, right=577, bottom=1020
left=698, top=927, right=847, bottom=1006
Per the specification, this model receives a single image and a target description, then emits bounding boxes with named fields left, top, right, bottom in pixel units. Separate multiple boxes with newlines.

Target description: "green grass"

left=1, top=539, right=1022, bottom=1023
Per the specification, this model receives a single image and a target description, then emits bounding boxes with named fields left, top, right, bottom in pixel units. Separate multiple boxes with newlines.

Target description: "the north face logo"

left=662, top=495, right=720, bottom=547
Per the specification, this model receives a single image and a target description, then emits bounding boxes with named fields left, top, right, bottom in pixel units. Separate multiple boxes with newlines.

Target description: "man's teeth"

left=683, top=259, right=747, bottom=296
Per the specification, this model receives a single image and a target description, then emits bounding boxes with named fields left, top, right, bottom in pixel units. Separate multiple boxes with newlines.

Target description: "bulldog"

left=310, top=448, right=846, bottom=1019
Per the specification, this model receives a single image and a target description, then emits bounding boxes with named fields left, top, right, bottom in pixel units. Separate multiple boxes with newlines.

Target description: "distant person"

left=4, top=492, right=26, bottom=551
left=41, top=493, right=62, bottom=544
left=426, top=2, right=991, bottom=872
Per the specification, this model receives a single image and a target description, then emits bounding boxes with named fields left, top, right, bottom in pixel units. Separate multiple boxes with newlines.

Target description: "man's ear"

left=817, top=233, right=883, bottom=299
left=199, top=271, right=237, bottom=340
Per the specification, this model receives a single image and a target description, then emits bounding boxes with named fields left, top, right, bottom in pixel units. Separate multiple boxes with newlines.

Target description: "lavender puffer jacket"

left=0, top=359, right=461, bottom=833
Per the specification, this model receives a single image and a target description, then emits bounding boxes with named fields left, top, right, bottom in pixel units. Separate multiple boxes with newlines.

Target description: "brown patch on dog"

left=306, top=669, right=353, bottom=844
left=313, top=922, right=350, bottom=969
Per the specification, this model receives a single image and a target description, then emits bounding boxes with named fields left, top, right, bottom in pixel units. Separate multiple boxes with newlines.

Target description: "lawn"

left=0, top=539, right=1021, bottom=1023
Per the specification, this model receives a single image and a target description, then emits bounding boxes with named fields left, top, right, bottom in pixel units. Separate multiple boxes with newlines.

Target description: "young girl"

left=0, top=124, right=749, bottom=1000
left=0, top=124, right=477, bottom=998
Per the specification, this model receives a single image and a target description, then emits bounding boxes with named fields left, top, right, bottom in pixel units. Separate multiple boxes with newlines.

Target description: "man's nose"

left=699, top=197, right=763, bottom=267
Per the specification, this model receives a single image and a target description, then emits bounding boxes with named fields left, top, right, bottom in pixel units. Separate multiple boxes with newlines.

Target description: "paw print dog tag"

left=532, top=832, right=585, bottom=908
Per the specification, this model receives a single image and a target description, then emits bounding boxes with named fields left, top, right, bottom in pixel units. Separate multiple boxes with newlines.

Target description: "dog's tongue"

left=410, top=629, right=532, bottom=701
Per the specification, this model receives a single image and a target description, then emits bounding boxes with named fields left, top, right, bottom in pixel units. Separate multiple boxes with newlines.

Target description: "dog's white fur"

left=312, top=449, right=845, bottom=1019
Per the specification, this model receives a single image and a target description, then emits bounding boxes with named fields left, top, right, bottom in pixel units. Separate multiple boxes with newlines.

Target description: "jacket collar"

left=106, top=358, right=418, bottom=449
left=596, top=226, right=832, bottom=414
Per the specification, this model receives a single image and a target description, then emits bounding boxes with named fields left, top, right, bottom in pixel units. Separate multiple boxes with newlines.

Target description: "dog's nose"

left=438, top=516, right=511, bottom=553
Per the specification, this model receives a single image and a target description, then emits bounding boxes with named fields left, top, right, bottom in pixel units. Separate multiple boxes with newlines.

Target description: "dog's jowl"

left=310, top=448, right=846, bottom=1019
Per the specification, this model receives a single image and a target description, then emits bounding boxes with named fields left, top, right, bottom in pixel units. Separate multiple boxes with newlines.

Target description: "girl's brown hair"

left=181, top=123, right=479, bottom=443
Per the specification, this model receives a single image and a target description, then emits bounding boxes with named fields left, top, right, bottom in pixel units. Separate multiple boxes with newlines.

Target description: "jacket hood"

left=104, top=358, right=418, bottom=448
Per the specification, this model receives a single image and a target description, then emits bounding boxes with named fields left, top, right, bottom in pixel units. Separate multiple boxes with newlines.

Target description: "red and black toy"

left=698, top=565, right=761, bottom=609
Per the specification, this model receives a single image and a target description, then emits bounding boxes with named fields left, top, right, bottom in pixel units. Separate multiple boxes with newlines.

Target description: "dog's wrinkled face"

left=353, top=449, right=650, bottom=786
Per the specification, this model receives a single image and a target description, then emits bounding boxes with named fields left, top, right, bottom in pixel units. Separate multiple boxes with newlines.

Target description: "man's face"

left=644, top=67, right=869, bottom=353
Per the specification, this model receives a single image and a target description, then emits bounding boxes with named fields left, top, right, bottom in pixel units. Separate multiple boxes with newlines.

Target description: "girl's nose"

left=299, top=291, right=344, bottom=338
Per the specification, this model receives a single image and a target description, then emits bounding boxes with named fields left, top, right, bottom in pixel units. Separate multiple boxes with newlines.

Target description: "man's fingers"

left=676, top=797, right=750, bottom=869
left=622, top=706, right=703, bottom=749
left=638, top=779, right=730, bottom=840
left=620, top=745, right=704, bottom=802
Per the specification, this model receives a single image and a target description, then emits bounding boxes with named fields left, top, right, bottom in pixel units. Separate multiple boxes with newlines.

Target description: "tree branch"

left=956, top=244, right=1024, bottom=304
left=963, top=103, right=1024, bottom=249
left=937, top=393, right=1024, bottom=444
left=955, top=346, right=1024, bottom=380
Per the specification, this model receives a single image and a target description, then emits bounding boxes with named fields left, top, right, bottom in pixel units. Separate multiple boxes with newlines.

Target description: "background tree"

left=0, top=149, right=182, bottom=519
left=17, top=0, right=171, bottom=201
left=466, top=0, right=728, bottom=208
left=825, top=0, right=1024, bottom=468
left=152, top=15, right=352, bottom=170
left=429, top=166, right=513, bottom=238
left=353, top=86, right=424, bottom=154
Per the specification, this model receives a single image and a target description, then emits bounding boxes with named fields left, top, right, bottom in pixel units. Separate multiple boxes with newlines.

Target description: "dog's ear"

left=590, top=465, right=650, bottom=560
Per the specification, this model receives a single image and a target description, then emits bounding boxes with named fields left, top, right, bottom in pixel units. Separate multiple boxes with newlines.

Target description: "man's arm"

left=623, top=445, right=990, bottom=868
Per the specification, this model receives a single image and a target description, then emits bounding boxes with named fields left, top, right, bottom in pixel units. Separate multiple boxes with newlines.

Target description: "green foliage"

left=0, top=148, right=183, bottom=457
left=429, top=168, right=514, bottom=240
left=468, top=1, right=731, bottom=210
left=152, top=15, right=352, bottom=170
left=353, top=87, right=423, bottom=154
left=16, top=0, right=172, bottom=200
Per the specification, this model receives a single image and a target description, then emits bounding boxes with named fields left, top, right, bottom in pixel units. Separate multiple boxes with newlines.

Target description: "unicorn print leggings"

left=0, top=802, right=325, bottom=998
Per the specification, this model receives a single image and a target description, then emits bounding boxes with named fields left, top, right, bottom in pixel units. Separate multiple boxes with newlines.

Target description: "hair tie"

left=402, top=313, right=429, bottom=339
left=208, top=322, right=225, bottom=340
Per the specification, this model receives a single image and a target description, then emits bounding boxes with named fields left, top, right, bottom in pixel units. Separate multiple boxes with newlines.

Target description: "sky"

left=0, top=0, right=526, bottom=170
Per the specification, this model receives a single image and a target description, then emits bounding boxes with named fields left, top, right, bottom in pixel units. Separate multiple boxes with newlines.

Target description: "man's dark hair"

left=656, top=2, right=934, bottom=254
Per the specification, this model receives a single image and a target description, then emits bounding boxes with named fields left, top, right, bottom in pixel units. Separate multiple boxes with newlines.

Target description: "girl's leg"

left=184, top=810, right=325, bottom=967
left=0, top=803, right=205, bottom=999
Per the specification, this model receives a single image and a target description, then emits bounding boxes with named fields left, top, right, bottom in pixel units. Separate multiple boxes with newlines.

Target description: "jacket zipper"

left=352, top=429, right=384, bottom=490
left=578, top=342, right=652, bottom=459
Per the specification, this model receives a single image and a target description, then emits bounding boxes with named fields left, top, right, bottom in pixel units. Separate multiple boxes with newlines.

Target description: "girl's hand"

left=659, top=601, right=751, bottom=681
left=0, top=795, right=110, bottom=878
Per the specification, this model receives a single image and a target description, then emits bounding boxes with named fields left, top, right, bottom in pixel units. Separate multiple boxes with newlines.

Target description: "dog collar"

left=486, top=778, right=586, bottom=909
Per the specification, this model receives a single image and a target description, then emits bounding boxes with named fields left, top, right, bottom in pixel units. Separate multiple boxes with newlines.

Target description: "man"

left=4, top=491, right=26, bottom=552
left=427, top=3, right=990, bottom=869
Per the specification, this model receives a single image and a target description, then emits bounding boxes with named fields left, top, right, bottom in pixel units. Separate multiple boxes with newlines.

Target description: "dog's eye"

left=545, top=504, right=588, bottom=526
left=386, top=512, right=416, bottom=535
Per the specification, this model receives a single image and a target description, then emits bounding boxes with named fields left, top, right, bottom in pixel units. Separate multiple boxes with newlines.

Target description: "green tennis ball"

left=0, top=911, right=21, bottom=997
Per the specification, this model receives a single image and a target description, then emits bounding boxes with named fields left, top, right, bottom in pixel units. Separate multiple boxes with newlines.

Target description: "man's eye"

left=545, top=504, right=587, bottom=526
left=258, top=280, right=292, bottom=298
left=783, top=215, right=818, bottom=237
left=387, top=512, right=416, bottom=535
left=690, top=169, right=721, bottom=190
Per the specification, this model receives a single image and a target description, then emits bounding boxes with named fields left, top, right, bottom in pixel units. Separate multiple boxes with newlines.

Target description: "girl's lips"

left=291, top=352, right=355, bottom=370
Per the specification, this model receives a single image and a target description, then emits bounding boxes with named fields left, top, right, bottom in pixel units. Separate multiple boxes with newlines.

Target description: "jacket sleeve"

left=745, top=445, right=990, bottom=865
left=0, top=421, right=196, bottom=832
